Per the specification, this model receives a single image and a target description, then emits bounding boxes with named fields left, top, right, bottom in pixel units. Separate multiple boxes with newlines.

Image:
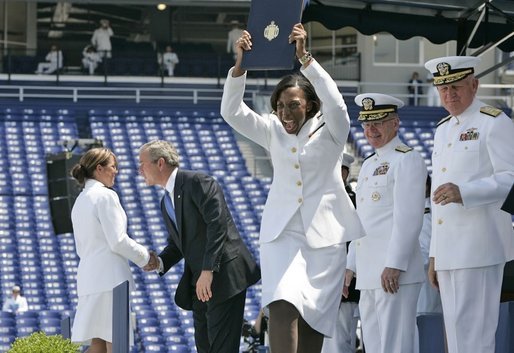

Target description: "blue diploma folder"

left=241, top=0, right=304, bottom=70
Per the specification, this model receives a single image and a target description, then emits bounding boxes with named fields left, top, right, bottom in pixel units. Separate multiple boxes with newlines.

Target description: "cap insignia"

left=437, top=62, right=450, bottom=76
left=362, top=97, right=374, bottom=111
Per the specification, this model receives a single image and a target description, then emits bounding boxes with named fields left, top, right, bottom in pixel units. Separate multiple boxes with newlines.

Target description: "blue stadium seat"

left=417, top=314, right=445, bottom=353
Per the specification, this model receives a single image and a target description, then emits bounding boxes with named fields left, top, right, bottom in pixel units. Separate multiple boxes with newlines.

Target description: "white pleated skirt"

left=71, top=290, right=134, bottom=346
left=260, top=211, right=347, bottom=337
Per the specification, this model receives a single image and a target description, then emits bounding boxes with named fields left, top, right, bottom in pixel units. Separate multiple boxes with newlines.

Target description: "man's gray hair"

left=140, top=140, right=180, bottom=167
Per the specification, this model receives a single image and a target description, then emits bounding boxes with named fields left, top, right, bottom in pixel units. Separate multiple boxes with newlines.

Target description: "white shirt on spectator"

left=2, top=295, right=28, bottom=313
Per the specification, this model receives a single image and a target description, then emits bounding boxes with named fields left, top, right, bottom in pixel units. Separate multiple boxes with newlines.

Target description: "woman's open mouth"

left=282, top=119, right=297, bottom=133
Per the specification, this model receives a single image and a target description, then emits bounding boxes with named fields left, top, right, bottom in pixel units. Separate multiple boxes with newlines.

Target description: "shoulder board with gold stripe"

left=480, top=106, right=502, bottom=117
left=436, top=115, right=452, bottom=127
left=424, top=207, right=431, bottom=214
left=395, top=145, right=413, bottom=153
left=363, top=152, right=376, bottom=162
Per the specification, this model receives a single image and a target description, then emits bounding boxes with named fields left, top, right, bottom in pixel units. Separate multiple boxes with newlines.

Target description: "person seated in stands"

left=2, top=286, right=28, bottom=314
left=158, top=45, right=179, bottom=77
left=35, top=44, right=63, bottom=74
left=82, top=45, right=102, bottom=75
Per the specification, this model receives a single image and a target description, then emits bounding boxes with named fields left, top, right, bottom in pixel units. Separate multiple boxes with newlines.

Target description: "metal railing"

left=0, top=84, right=259, bottom=104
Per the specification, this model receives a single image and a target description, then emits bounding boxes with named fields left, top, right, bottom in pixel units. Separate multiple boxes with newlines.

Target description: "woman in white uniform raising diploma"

left=70, top=148, right=151, bottom=353
left=221, top=23, right=363, bottom=353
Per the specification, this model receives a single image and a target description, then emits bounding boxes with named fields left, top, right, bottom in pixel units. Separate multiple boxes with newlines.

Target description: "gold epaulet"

left=363, top=152, right=376, bottom=162
left=480, top=106, right=502, bottom=117
left=436, top=115, right=452, bottom=127
left=395, top=144, right=413, bottom=153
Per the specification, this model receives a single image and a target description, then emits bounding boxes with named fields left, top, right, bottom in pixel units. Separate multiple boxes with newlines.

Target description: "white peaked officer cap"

left=354, top=93, right=404, bottom=122
left=424, top=56, right=480, bottom=86
left=338, top=152, right=355, bottom=169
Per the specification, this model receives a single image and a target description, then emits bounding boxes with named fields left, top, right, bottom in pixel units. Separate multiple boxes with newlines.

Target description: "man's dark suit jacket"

left=501, top=183, right=514, bottom=214
left=158, top=169, right=261, bottom=310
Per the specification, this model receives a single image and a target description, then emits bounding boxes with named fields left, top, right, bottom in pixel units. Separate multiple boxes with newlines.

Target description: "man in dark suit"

left=139, top=140, right=261, bottom=353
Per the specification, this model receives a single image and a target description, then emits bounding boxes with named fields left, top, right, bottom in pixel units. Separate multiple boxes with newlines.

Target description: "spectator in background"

left=408, top=71, right=423, bottom=106
left=91, top=19, right=113, bottom=59
left=226, top=20, right=243, bottom=60
left=322, top=152, right=360, bottom=353
left=35, top=44, right=63, bottom=74
left=81, top=45, right=102, bottom=75
left=2, top=286, right=28, bottom=314
left=340, top=152, right=356, bottom=206
left=425, top=72, right=441, bottom=107
left=158, top=45, right=180, bottom=77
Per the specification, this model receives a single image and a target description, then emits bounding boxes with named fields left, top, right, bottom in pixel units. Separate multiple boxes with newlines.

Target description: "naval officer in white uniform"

left=346, top=93, right=427, bottom=353
left=221, top=24, right=363, bottom=353
left=70, top=148, right=151, bottom=352
left=425, top=55, right=514, bottom=353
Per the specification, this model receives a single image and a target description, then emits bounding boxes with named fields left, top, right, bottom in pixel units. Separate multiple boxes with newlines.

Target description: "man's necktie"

left=164, top=190, right=177, bottom=227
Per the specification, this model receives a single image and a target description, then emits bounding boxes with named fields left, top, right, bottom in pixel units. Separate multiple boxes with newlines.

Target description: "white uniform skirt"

left=260, top=211, right=347, bottom=337
left=71, top=290, right=134, bottom=345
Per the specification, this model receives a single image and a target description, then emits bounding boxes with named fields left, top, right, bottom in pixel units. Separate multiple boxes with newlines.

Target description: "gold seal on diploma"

left=264, top=21, right=279, bottom=41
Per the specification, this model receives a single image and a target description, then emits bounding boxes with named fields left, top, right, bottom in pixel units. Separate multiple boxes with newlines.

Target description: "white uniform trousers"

left=438, top=264, right=503, bottom=353
left=359, top=283, right=421, bottom=353
left=321, top=302, right=359, bottom=353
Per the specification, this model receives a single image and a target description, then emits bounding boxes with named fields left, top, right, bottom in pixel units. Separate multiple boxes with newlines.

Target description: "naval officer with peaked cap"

left=345, top=93, right=427, bottom=353
left=424, top=55, right=514, bottom=353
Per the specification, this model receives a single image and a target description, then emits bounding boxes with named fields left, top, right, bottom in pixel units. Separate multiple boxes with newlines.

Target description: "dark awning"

left=302, top=0, right=514, bottom=53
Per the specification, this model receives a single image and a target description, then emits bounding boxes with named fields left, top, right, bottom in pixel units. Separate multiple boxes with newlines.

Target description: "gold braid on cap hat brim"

left=358, top=107, right=396, bottom=121
left=433, top=68, right=474, bottom=86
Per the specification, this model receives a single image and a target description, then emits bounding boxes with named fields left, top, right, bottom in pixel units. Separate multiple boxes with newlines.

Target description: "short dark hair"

left=270, top=73, right=321, bottom=120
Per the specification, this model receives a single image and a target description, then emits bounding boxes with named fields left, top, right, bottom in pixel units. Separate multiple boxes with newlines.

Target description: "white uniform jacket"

left=71, top=179, right=149, bottom=296
left=351, top=136, right=427, bottom=289
left=430, top=99, right=514, bottom=270
left=221, top=60, right=363, bottom=248
left=91, top=27, right=113, bottom=51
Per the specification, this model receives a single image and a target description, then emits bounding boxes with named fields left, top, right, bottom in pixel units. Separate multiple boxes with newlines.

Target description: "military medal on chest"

left=373, top=162, right=390, bottom=176
left=459, top=127, right=479, bottom=141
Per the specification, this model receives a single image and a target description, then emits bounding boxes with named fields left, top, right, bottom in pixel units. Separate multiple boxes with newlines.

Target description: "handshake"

left=143, top=251, right=161, bottom=272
